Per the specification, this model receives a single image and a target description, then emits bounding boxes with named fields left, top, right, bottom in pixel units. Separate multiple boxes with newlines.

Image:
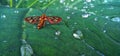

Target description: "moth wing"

left=25, top=16, right=40, bottom=24
left=47, top=16, right=62, bottom=24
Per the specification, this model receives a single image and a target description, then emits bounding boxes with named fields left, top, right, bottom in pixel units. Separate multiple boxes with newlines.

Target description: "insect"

left=24, top=13, right=62, bottom=29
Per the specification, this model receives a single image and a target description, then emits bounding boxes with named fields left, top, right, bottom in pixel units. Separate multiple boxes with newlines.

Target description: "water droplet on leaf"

left=65, top=8, right=69, bottom=11
left=71, top=12, right=75, bottom=14
left=111, top=17, right=120, bottom=22
left=94, top=18, right=98, bottom=21
left=86, top=0, right=92, bottom=2
left=90, top=3, right=94, bottom=8
left=3, top=40, right=7, bottom=43
left=73, top=30, right=83, bottom=39
left=55, top=30, right=61, bottom=36
left=39, top=0, right=43, bottom=3
left=82, top=13, right=90, bottom=18
left=73, top=7, right=78, bottom=10
left=103, top=30, right=106, bottom=33
left=21, top=44, right=33, bottom=56
left=5, top=5, right=10, bottom=7
left=103, top=0, right=108, bottom=3
left=21, top=40, right=33, bottom=56
left=71, top=0, right=74, bottom=2
left=15, top=0, right=18, bottom=2
left=108, top=6, right=114, bottom=9
left=14, top=10, right=19, bottom=13
left=1, top=14, right=6, bottom=18
left=81, top=9, right=86, bottom=12
left=60, top=0, right=65, bottom=3
left=67, top=16, right=70, bottom=19
left=74, top=22, right=77, bottom=25
left=81, top=54, right=85, bottom=56
left=105, top=16, right=109, bottom=19
left=83, top=6, right=88, bottom=9
left=104, top=22, right=107, bottom=25
left=88, top=12, right=96, bottom=15
left=64, top=6, right=70, bottom=11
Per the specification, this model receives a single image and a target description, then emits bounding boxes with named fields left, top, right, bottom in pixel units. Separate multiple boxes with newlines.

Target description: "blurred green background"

left=0, top=0, right=120, bottom=56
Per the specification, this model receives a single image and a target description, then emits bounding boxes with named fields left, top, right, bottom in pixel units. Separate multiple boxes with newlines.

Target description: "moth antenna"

left=43, top=7, right=48, bottom=14
left=39, top=9, right=44, bottom=14
left=38, top=7, right=48, bottom=14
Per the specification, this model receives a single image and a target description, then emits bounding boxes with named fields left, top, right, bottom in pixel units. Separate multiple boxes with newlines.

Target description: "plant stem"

left=42, top=0, right=56, bottom=9
left=27, top=0, right=38, bottom=8
left=16, top=0, right=23, bottom=8
left=10, top=0, right=13, bottom=7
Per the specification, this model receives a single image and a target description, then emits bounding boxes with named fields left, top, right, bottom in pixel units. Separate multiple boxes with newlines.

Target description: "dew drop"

left=103, top=0, right=108, bottom=3
left=83, top=6, right=88, bottom=9
left=88, top=12, right=96, bottom=15
left=73, top=7, right=78, bottom=10
left=5, top=5, right=10, bottom=7
left=73, top=30, right=83, bottom=39
left=105, top=16, right=109, bottom=19
left=103, top=30, right=106, bottom=33
left=94, top=18, right=98, bottom=21
left=71, top=0, right=74, bottom=2
left=21, top=39, right=33, bottom=56
left=81, top=54, right=85, bottom=56
left=104, top=22, right=107, bottom=25
left=67, top=16, right=70, bottom=19
left=39, top=0, right=43, bottom=3
left=60, top=0, right=65, bottom=3
left=82, top=13, right=90, bottom=18
left=111, top=17, right=120, bottom=22
left=86, top=0, right=92, bottom=2
left=3, top=40, right=7, bottom=43
left=65, top=8, right=69, bottom=11
left=108, top=6, right=114, bottom=9
left=14, top=10, right=19, bottom=13
left=81, top=9, right=86, bottom=12
left=15, top=0, right=18, bottom=2
left=21, top=44, right=33, bottom=56
left=71, top=12, right=75, bottom=14
left=64, top=6, right=70, bottom=11
left=90, top=3, right=94, bottom=8
left=55, top=31, right=61, bottom=36
left=1, top=14, right=6, bottom=18
left=74, top=22, right=77, bottom=25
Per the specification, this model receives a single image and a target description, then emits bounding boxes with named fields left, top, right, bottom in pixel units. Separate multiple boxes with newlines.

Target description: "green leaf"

left=0, top=0, right=120, bottom=56
left=0, top=7, right=29, bottom=56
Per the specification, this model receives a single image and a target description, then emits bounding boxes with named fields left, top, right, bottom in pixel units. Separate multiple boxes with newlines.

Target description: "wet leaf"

left=0, top=0, right=120, bottom=56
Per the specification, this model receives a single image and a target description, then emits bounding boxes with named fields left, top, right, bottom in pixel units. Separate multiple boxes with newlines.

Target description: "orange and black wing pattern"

left=47, top=16, right=62, bottom=24
left=24, top=14, right=62, bottom=29
left=25, top=16, right=40, bottom=24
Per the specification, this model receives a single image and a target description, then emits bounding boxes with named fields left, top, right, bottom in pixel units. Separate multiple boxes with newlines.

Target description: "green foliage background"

left=0, top=0, right=120, bottom=56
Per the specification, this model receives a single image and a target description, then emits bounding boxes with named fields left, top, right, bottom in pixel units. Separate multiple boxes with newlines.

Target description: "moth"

left=25, top=14, right=62, bottom=29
